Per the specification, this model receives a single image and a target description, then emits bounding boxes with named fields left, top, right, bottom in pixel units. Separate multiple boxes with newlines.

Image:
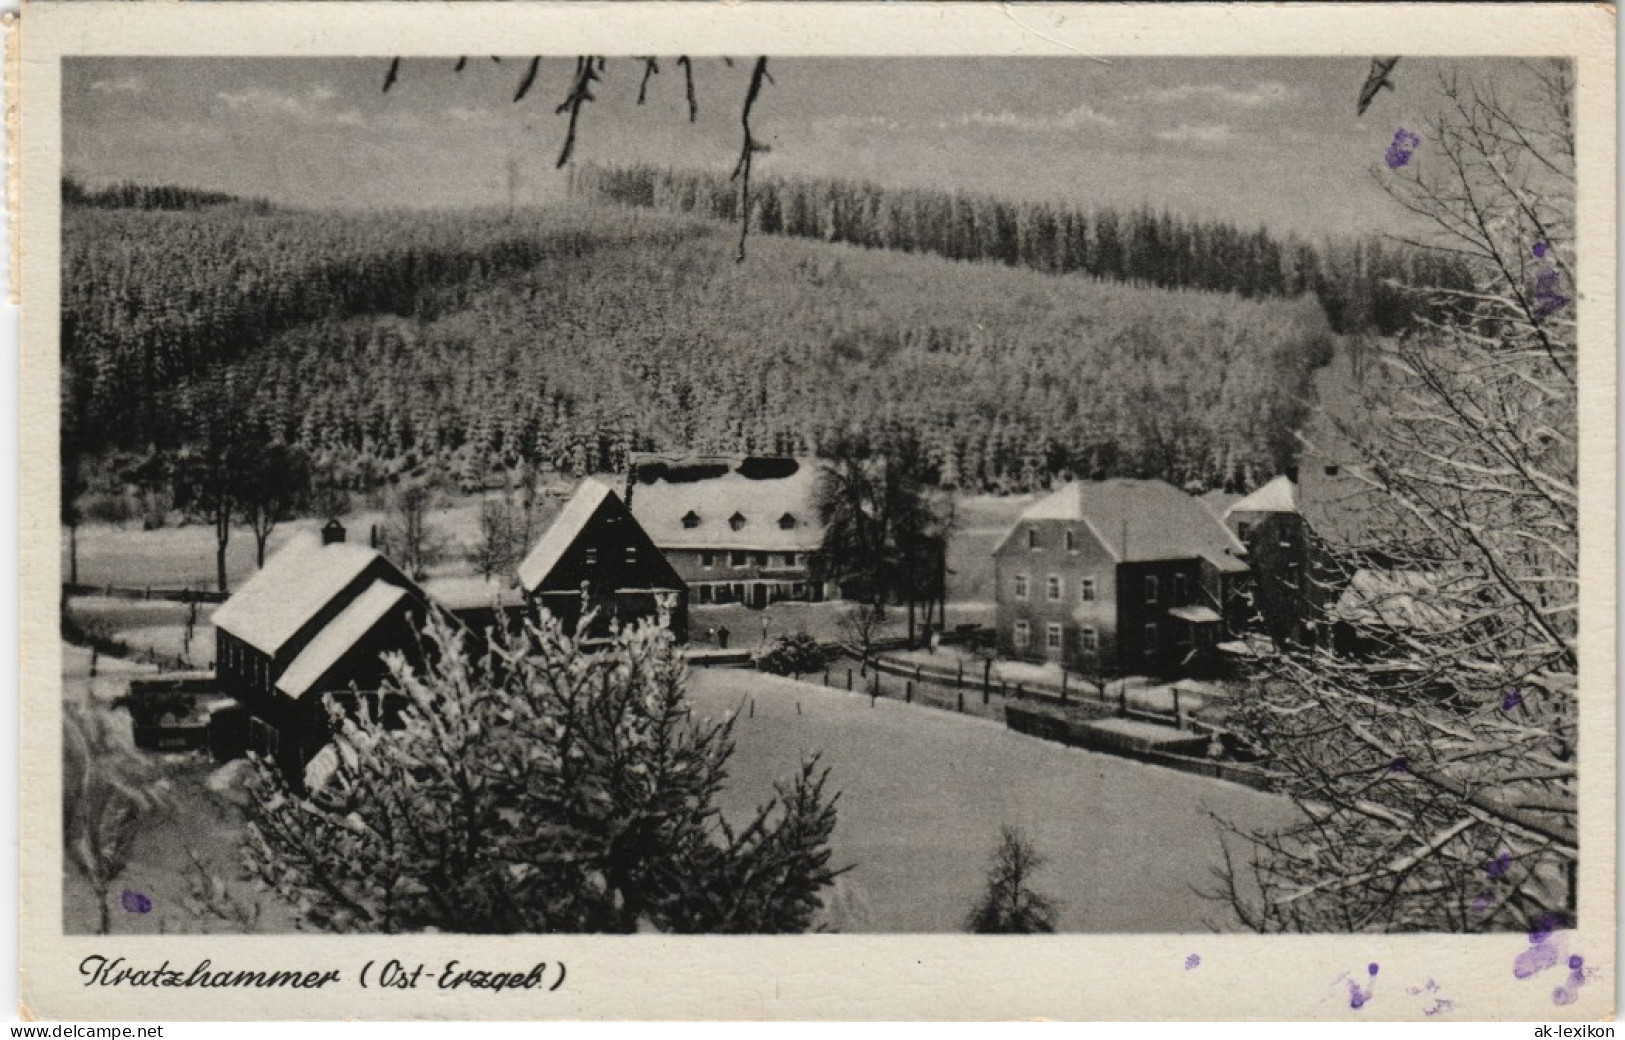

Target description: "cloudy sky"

left=64, top=56, right=1528, bottom=238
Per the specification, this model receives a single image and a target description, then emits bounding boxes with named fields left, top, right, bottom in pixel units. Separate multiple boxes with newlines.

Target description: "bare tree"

left=1217, top=63, right=1577, bottom=933
left=469, top=495, right=529, bottom=581
left=838, top=601, right=885, bottom=674
left=381, top=484, right=446, bottom=581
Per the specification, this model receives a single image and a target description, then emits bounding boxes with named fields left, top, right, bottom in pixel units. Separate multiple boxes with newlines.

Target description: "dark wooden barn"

left=517, top=478, right=689, bottom=642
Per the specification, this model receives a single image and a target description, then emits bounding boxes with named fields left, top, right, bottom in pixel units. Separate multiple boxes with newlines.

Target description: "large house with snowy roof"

left=993, top=479, right=1251, bottom=676
left=517, top=478, right=688, bottom=641
left=210, top=519, right=427, bottom=779
left=625, top=454, right=831, bottom=608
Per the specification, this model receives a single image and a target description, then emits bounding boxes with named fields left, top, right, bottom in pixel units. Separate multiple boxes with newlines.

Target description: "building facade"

left=625, top=454, right=831, bottom=608
left=518, top=478, right=689, bottom=641
left=211, top=520, right=426, bottom=782
left=993, top=480, right=1251, bottom=677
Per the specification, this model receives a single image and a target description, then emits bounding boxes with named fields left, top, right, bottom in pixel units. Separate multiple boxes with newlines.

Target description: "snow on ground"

left=686, top=667, right=1295, bottom=932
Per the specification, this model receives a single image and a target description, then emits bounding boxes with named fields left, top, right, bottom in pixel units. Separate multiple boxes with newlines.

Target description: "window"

left=1236, top=520, right=1252, bottom=542
left=778, top=513, right=797, bottom=530
left=731, top=551, right=749, bottom=568
left=1064, top=529, right=1075, bottom=552
left=1145, top=575, right=1159, bottom=604
left=584, top=548, right=598, bottom=566
left=1013, top=574, right=1029, bottom=599
left=701, top=552, right=715, bottom=569
left=1013, top=620, right=1031, bottom=649
left=1144, top=622, right=1159, bottom=652
left=756, top=552, right=770, bottom=567
left=783, top=553, right=797, bottom=567
left=1173, top=573, right=1189, bottom=605
left=682, top=510, right=702, bottom=529
left=1045, top=623, right=1063, bottom=651
left=729, top=512, right=747, bottom=532
left=1027, top=527, right=1040, bottom=550
left=1080, top=577, right=1097, bottom=603
left=625, top=545, right=638, bottom=565
left=1080, top=627, right=1099, bottom=653
left=1324, top=464, right=1341, bottom=477
left=1046, top=575, right=1062, bottom=601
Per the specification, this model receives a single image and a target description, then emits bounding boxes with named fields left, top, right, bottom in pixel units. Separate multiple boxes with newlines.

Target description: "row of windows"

left=223, top=638, right=270, bottom=690
left=682, top=510, right=799, bottom=532
left=700, top=551, right=800, bottom=569
left=581, top=547, right=641, bottom=567
left=1013, top=573, right=1098, bottom=602
left=1011, top=573, right=1189, bottom=605
left=1013, top=621, right=1159, bottom=653
left=1025, top=527, right=1082, bottom=552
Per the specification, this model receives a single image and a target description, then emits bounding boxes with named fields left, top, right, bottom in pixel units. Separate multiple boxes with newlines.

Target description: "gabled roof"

left=628, top=456, right=825, bottom=553
left=998, top=479, right=1248, bottom=567
left=211, top=536, right=384, bottom=656
left=274, top=580, right=410, bottom=699
left=518, top=478, right=616, bottom=593
left=1225, top=475, right=1299, bottom=518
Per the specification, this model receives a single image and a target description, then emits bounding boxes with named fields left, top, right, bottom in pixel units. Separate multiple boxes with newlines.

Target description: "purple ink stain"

left=1553, top=986, right=1579, bottom=1006
left=1533, top=267, right=1571, bottom=319
left=1502, top=690, right=1524, bottom=712
left=1529, top=910, right=1567, bottom=942
left=1388, top=756, right=1407, bottom=773
left=1487, top=851, right=1512, bottom=879
left=1514, top=942, right=1560, bottom=979
left=1568, top=955, right=1583, bottom=970
left=1185, top=954, right=1201, bottom=970
left=1471, top=892, right=1493, bottom=913
left=120, top=889, right=151, bottom=914
left=1348, top=963, right=1380, bottom=1009
left=1533, top=241, right=1549, bottom=259
left=1385, top=128, right=1420, bottom=169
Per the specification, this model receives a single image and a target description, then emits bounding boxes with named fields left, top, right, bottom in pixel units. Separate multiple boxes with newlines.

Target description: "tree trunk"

left=216, top=509, right=231, bottom=594
left=68, top=523, right=79, bottom=586
left=254, top=525, right=270, bottom=568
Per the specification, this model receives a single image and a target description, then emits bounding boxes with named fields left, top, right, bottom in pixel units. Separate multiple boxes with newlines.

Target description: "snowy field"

left=686, top=667, right=1296, bottom=933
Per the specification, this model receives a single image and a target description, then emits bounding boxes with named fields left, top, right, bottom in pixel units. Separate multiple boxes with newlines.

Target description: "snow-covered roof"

left=274, top=580, right=409, bottom=699
left=210, top=536, right=383, bottom=656
left=1004, top=479, right=1248, bottom=566
left=421, top=574, right=527, bottom=611
left=628, top=456, right=825, bottom=553
left=1168, top=605, right=1224, bottom=624
left=518, top=478, right=615, bottom=593
left=1331, top=568, right=1459, bottom=633
left=1224, top=475, right=1298, bottom=518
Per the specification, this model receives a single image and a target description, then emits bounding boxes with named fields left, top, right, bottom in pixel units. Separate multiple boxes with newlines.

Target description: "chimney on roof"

left=322, top=518, right=346, bottom=546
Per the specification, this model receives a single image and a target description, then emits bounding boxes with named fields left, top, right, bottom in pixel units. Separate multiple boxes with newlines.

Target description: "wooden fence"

left=64, top=583, right=229, bottom=604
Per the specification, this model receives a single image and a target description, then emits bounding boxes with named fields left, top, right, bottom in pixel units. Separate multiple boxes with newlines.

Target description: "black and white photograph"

left=19, top=1, right=1615, bottom=1022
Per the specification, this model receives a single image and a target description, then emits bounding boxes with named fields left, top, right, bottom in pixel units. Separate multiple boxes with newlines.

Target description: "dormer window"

left=1027, top=527, right=1040, bottom=550
left=682, top=510, right=701, bottom=529
left=584, top=548, right=598, bottom=566
left=729, top=512, right=747, bottom=532
left=778, top=512, right=797, bottom=530
left=1324, top=464, right=1341, bottom=477
left=1064, top=529, right=1075, bottom=552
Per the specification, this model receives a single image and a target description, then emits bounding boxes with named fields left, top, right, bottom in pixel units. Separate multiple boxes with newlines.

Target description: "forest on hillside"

left=570, top=163, right=1472, bottom=337
left=62, top=190, right=1338, bottom=499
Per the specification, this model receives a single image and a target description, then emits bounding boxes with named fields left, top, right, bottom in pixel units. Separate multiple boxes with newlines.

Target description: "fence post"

left=1120, top=687, right=1128, bottom=717
left=1060, top=671, right=1068, bottom=705
left=957, top=691, right=964, bottom=713
left=957, top=661, right=964, bottom=687
left=1016, top=682, right=1024, bottom=701
left=915, top=665, right=922, bottom=687
left=846, top=669, right=853, bottom=691
left=823, top=666, right=830, bottom=687
left=1173, top=687, right=1182, bottom=728
left=906, top=680, right=913, bottom=704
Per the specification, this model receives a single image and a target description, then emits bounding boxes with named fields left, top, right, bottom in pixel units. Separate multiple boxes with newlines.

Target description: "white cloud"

left=1140, top=81, right=1291, bottom=108
left=89, top=77, right=145, bottom=95
left=959, top=103, right=1117, bottom=132
left=1155, top=123, right=1236, bottom=146
left=215, top=86, right=366, bottom=129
